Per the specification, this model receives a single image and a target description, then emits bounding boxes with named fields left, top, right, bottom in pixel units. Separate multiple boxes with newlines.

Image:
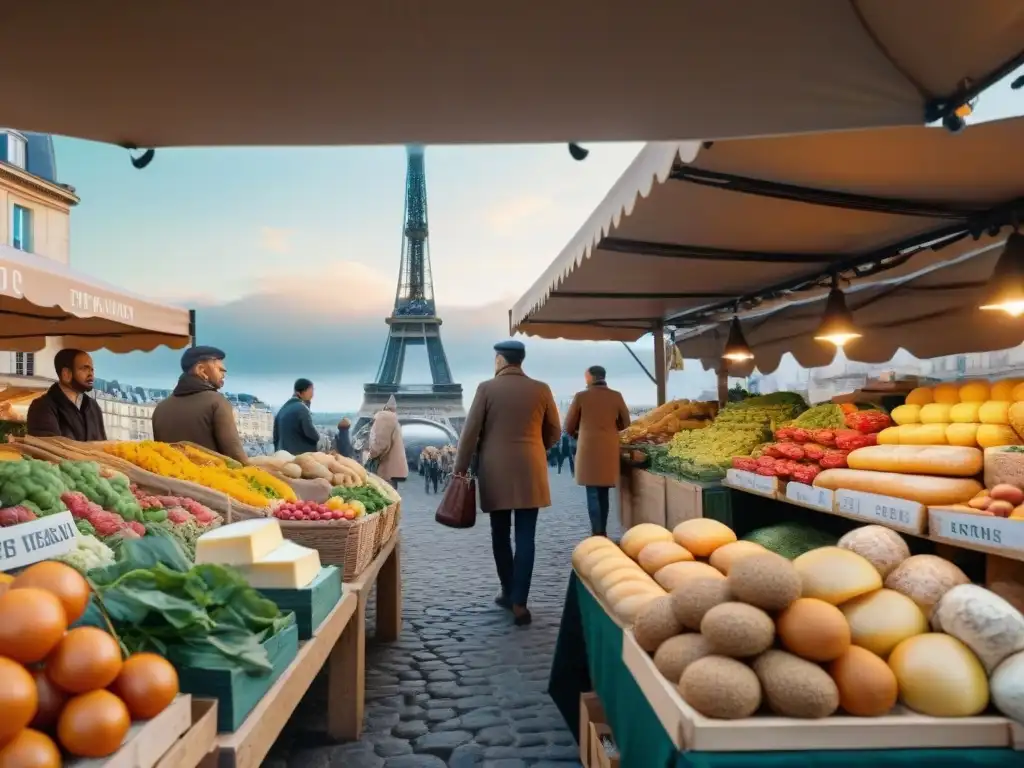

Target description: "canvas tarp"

left=0, top=1, right=1021, bottom=147
left=0, top=245, right=192, bottom=353
left=510, top=116, right=1024, bottom=360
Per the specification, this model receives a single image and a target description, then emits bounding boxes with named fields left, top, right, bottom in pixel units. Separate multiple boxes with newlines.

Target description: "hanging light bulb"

left=722, top=317, right=754, bottom=361
left=814, top=279, right=862, bottom=347
left=980, top=232, right=1024, bottom=318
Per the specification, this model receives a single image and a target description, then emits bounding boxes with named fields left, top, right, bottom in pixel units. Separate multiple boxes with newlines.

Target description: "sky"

left=54, top=73, right=1024, bottom=413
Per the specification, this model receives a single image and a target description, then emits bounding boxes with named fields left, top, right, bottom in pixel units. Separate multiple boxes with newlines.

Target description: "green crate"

left=177, top=620, right=299, bottom=732
left=699, top=482, right=732, bottom=523
left=257, top=566, right=343, bottom=640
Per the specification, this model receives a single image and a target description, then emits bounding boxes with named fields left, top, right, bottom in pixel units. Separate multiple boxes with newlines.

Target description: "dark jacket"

left=334, top=426, right=355, bottom=459
left=26, top=385, right=107, bottom=442
left=273, top=396, right=320, bottom=455
left=152, top=374, right=248, bottom=464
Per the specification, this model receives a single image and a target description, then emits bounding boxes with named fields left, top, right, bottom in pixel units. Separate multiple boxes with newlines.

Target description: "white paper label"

left=833, top=490, right=925, bottom=533
left=786, top=482, right=834, bottom=511
left=725, top=469, right=777, bottom=496
left=0, top=511, right=78, bottom=572
left=929, top=509, right=1024, bottom=552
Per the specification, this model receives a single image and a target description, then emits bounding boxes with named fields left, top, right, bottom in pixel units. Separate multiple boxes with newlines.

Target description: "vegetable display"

left=58, top=460, right=143, bottom=522
left=329, top=483, right=391, bottom=513
left=620, top=400, right=718, bottom=446
left=272, top=499, right=367, bottom=521
left=0, top=458, right=68, bottom=516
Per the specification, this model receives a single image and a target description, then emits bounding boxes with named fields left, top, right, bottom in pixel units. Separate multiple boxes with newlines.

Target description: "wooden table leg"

left=376, top=539, right=402, bottom=642
left=327, top=594, right=366, bottom=740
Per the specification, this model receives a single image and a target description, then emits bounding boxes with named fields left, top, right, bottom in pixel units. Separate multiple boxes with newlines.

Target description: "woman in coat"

left=564, top=365, right=631, bottom=536
left=334, top=417, right=356, bottom=459
left=369, top=396, right=408, bottom=487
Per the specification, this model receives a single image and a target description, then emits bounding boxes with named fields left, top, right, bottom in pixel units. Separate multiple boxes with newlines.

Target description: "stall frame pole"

left=653, top=322, right=667, bottom=406
left=188, top=309, right=197, bottom=347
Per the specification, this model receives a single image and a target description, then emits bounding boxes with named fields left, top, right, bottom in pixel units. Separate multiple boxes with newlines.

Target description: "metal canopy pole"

left=653, top=322, right=667, bottom=406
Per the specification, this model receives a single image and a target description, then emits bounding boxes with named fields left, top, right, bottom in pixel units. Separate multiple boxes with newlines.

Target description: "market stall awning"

left=510, top=116, right=1024, bottom=344
left=0, top=246, right=192, bottom=353
left=1, top=1, right=1022, bottom=147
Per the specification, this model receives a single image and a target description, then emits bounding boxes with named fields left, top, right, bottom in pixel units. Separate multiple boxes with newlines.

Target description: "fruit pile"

left=129, top=486, right=222, bottom=557
left=62, top=491, right=146, bottom=540
left=574, top=520, right=1024, bottom=723
left=959, top=483, right=1024, bottom=519
left=0, top=562, right=179, bottom=763
left=271, top=497, right=366, bottom=521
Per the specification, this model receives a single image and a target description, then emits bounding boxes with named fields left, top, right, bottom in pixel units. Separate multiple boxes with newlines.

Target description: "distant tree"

left=728, top=384, right=750, bottom=403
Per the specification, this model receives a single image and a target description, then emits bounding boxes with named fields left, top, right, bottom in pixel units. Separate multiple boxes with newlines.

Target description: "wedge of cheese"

left=195, top=518, right=283, bottom=566
left=236, top=540, right=321, bottom=589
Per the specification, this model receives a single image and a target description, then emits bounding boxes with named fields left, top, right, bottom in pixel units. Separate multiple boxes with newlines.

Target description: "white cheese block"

left=931, top=584, right=1024, bottom=673
left=237, top=540, right=322, bottom=589
left=194, top=518, right=283, bottom=566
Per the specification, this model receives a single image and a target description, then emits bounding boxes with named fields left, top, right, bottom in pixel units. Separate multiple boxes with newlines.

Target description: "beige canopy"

left=1, top=1, right=1022, bottom=147
left=510, top=116, right=1024, bottom=359
left=0, top=246, right=192, bottom=353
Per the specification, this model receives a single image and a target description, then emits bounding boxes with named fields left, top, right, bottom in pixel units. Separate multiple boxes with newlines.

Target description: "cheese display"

left=835, top=526, right=910, bottom=579
left=638, top=541, right=694, bottom=574
left=884, top=555, right=970, bottom=617
left=887, top=634, right=990, bottom=717
left=236, top=540, right=322, bottom=589
left=839, top=588, right=928, bottom=657
left=620, top=523, right=675, bottom=559
left=194, top=518, right=284, bottom=565
left=672, top=518, right=736, bottom=557
left=791, top=547, right=882, bottom=605
left=930, top=584, right=1024, bottom=673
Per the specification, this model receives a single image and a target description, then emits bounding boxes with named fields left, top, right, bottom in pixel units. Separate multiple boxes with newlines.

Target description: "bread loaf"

left=846, top=445, right=983, bottom=477
left=813, top=469, right=981, bottom=507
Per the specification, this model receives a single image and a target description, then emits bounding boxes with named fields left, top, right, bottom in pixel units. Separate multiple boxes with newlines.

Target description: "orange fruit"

left=112, top=653, right=179, bottom=720
left=12, top=562, right=91, bottom=624
left=57, top=690, right=130, bottom=758
left=0, top=657, right=38, bottom=744
left=29, top=670, right=66, bottom=731
left=0, top=589, right=67, bottom=664
left=46, top=627, right=123, bottom=694
left=0, top=728, right=61, bottom=768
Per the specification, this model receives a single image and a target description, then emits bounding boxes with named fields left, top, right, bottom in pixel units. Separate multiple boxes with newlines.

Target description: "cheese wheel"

left=638, top=541, right=694, bottom=574
left=991, top=650, right=1024, bottom=722
left=888, top=633, right=989, bottom=717
left=572, top=536, right=617, bottom=568
left=578, top=547, right=626, bottom=578
left=654, top=561, right=725, bottom=592
left=672, top=519, right=736, bottom=557
left=977, top=424, right=1022, bottom=448
left=595, top=566, right=653, bottom=594
left=709, top=541, right=767, bottom=575
left=828, top=646, right=898, bottom=717
left=620, top=523, right=674, bottom=559
left=933, top=383, right=961, bottom=404
left=979, top=401, right=1011, bottom=425
left=905, top=387, right=934, bottom=406
left=813, top=468, right=981, bottom=506
left=919, top=403, right=952, bottom=424
left=589, top=555, right=634, bottom=582
left=949, top=402, right=981, bottom=423
left=845, top=445, right=982, bottom=477
left=890, top=404, right=921, bottom=425
left=946, top=423, right=980, bottom=447
left=931, top=584, right=1024, bottom=673
left=840, top=589, right=928, bottom=658
left=792, top=547, right=882, bottom=605
left=605, top=580, right=665, bottom=606
left=958, top=381, right=990, bottom=403
left=990, top=379, right=1022, bottom=401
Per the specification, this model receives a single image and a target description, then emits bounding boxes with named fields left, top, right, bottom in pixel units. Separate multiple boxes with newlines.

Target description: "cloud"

left=258, top=227, right=294, bottom=255
left=484, top=196, right=553, bottom=234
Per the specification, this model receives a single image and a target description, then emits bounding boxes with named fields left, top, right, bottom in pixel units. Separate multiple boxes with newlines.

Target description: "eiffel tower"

left=354, top=145, right=465, bottom=447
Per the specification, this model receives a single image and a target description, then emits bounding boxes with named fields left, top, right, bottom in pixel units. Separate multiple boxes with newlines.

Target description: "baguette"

left=846, top=445, right=983, bottom=477
left=813, top=468, right=982, bottom=507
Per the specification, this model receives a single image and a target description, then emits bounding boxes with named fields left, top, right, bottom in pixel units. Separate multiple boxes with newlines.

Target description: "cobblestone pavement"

left=269, top=467, right=622, bottom=768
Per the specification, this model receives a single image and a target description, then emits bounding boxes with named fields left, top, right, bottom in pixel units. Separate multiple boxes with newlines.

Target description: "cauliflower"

left=53, top=534, right=115, bottom=574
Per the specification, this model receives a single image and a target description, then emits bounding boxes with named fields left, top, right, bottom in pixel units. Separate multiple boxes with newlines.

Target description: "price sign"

left=725, top=469, right=778, bottom=497
left=929, top=509, right=1024, bottom=554
left=786, top=482, right=834, bottom=512
left=0, top=512, right=78, bottom=572
left=833, top=490, right=926, bottom=534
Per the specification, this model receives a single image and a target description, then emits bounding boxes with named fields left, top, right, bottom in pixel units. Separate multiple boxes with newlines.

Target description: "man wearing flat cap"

left=152, top=346, right=248, bottom=465
left=453, top=339, right=561, bottom=626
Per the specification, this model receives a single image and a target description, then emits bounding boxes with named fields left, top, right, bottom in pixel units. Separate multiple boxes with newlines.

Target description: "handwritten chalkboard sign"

left=0, top=511, right=78, bottom=571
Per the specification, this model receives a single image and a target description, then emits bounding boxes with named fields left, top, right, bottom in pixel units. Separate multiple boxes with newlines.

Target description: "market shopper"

left=273, top=378, right=320, bottom=455
left=334, top=418, right=355, bottom=459
left=152, top=346, right=248, bottom=465
left=368, top=395, right=408, bottom=488
left=557, top=431, right=575, bottom=475
left=26, top=349, right=107, bottom=442
left=453, top=339, right=561, bottom=626
left=564, top=365, right=631, bottom=536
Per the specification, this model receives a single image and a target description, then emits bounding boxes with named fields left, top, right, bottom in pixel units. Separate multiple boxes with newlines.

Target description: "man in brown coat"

left=453, top=339, right=561, bottom=626
left=151, top=346, right=248, bottom=465
left=564, top=365, right=631, bottom=536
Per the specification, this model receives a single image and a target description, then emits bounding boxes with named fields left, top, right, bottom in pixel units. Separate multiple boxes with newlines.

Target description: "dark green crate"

left=177, top=619, right=299, bottom=732
left=698, top=482, right=732, bottom=523
left=257, top=566, right=343, bottom=640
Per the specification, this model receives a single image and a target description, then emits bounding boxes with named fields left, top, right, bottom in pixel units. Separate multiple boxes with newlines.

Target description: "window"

left=14, top=353, right=34, bottom=376
left=2, top=131, right=26, bottom=170
left=11, top=204, right=32, bottom=251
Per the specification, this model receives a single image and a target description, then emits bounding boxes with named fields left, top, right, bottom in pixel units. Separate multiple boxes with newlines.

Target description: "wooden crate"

left=617, top=468, right=634, bottom=529
left=579, top=692, right=606, bottom=767
left=71, top=694, right=192, bottom=768
left=630, top=470, right=666, bottom=527
left=155, top=699, right=219, bottom=768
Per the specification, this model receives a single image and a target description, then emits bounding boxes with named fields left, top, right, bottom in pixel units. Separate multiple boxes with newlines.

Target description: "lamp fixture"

left=722, top=316, right=754, bottom=362
left=980, top=231, right=1024, bottom=318
left=814, top=278, right=862, bottom=347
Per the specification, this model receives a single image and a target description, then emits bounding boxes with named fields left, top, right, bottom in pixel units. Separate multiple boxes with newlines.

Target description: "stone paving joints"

left=267, top=468, right=621, bottom=767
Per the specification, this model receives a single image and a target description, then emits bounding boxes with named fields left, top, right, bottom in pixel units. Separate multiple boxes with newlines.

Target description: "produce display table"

left=619, top=467, right=731, bottom=530
left=549, top=571, right=1023, bottom=768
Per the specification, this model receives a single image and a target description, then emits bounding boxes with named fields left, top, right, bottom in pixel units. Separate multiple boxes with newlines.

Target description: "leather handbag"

left=435, top=474, right=477, bottom=529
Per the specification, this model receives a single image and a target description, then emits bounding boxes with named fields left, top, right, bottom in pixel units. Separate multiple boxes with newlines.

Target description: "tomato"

left=13, top=561, right=91, bottom=624
left=0, top=588, right=68, bottom=664
left=29, top=669, right=66, bottom=731
left=57, top=690, right=130, bottom=758
left=47, top=627, right=123, bottom=694
left=0, top=728, right=61, bottom=768
left=112, top=653, right=179, bottom=720
left=0, top=657, right=38, bottom=744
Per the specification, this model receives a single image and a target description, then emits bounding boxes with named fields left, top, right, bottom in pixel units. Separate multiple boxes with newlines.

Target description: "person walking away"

left=564, top=365, right=631, bottom=536
left=152, top=346, right=248, bottom=465
left=453, top=340, right=561, bottom=626
left=428, top=454, right=441, bottom=494
left=273, top=378, right=320, bottom=455
left=334, top=418, right=356, bottom=458
left=26, top=349, right=107, bottom=441
left=368, top=395, right=408, bottom=487
left=558, top=432, right=575, bottom=475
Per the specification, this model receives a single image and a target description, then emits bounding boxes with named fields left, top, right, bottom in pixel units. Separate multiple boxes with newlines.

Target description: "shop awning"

left=510, top=116, right=1024, bottom=345
left=0, top=246, right=192, bottom=353
left=1, top=1, right=1022, bottom=147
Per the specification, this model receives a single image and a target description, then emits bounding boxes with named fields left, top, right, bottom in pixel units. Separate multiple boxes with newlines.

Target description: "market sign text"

left=70, top=289, right=135, bottom=322
left=0, top=266, right=24, bottom=298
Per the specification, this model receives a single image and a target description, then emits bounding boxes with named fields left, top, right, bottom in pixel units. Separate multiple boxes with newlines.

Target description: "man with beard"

left=26, top=348, right=107, bottom=441
left=152, top=346, right=248, bottom=464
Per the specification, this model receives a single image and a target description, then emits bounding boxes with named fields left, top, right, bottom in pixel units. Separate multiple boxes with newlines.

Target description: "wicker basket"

left=372, top=503, right=400, bottom=554
left=276, top=513, right=380, bottom=581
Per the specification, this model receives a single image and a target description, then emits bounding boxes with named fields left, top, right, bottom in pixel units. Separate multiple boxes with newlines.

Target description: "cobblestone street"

left=269, top=467, right=621, bottom=767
